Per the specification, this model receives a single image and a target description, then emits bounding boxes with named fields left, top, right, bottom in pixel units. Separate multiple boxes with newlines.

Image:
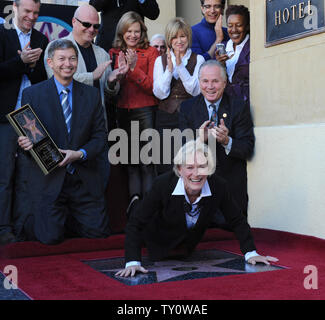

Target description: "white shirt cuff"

left=223, top=136, right=232, bottom=155
left=245, top=250, right=260, bottom=261
left=125, top=261, right=141, bottom=268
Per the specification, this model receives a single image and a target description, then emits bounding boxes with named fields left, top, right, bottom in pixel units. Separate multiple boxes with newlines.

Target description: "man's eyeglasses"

left=202, top=4, right=223, bottom=10
left=75, top=17, right=100, bottom=30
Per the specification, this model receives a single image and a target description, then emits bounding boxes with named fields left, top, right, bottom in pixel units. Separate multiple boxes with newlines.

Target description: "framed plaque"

left=6, top=104, right=64, bottom=175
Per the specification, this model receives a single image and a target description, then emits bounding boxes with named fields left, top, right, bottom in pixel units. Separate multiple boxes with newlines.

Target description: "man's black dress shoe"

left=0, top=232, right=16, bottom=245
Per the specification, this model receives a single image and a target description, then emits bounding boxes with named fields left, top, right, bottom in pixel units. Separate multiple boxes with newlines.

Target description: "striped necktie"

left=61, top=88, right=72, bottom=133
left=210, top=104, right=218, bottom=125
left=184, top=200, right=202, bottom=229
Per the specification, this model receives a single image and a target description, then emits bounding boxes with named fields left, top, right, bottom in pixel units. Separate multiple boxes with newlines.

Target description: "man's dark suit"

left=0, top=25, right=48, bottom=236
left=0, top=25, right=48, bottom=122
left=17, top=77, right=110, bottom=244
left=179, top=92, right=255, bottom=217
left=125, top=171, right=256, bottom=263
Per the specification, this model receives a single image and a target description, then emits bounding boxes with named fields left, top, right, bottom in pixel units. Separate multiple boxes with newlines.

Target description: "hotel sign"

left=265, top=0, right=325, bottom=46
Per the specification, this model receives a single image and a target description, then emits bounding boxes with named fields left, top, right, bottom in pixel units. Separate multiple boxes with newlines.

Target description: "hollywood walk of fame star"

left=83, top=250, right=284, bottom=286
left=22, top=114, right=44, bottom=142
left=106, top=257, right=246, bottom=284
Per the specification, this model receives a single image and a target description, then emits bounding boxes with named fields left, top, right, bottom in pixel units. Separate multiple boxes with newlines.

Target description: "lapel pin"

left=223, top=113, right=227, bottom=118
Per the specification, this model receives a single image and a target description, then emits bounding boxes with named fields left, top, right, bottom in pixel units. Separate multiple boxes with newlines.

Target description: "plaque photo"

left=6, top=104, right=64, bottom=175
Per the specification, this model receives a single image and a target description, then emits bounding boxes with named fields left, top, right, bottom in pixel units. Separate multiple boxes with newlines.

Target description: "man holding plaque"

left=44, top=4, right=129, bottom=195
left=0, top=0, right=48, bottom=245
left=16, top=39, right=110, bottom=244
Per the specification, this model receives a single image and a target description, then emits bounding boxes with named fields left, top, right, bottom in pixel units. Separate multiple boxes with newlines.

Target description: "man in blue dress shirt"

left=17, top=39, right=110, bottom=244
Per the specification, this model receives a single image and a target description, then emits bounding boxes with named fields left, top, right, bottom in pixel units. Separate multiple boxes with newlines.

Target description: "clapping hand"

left=93, top=60, right=112, bottom=81
left=166, top=47, right=173, bottom=73
left=174, top=47, right=182, bottom=67
left=108, top=51, right=129, bottom=83
left=18, top=42, right=42, bottom=68
left=116, top=50, right=130, bottom=79
left=199, top=119, right=230, bottom=146
left=214, top=14, right=224, bottom=44
left=198, top=120, right=212, bottom=143
left=214, top=119, right=230, bottom=145
left=125, top=49, right=137, bottom=71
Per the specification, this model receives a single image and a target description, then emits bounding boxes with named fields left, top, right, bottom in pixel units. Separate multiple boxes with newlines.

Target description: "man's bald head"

left=72, top=4, right=100, bottom=48
left=74, top=4, right=99, bottom=22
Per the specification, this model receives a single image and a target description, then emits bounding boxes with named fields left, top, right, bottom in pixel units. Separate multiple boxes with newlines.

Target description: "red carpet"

left=0, top=228, right=324, bottom=300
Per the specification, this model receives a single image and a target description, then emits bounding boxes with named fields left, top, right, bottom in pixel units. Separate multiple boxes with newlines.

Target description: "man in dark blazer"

left=89, top=0, right=160, bottom=52
left=16, top=39, right=110, bottom=244
left=0, top=0, right=48, bottom=244
left=179, top=59, right=255, bottom=220
left=116, top=141, right=277, bottom=277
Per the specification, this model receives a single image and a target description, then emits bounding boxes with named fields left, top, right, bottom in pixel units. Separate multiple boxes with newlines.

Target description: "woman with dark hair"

left=109, top=11, right=159, bottom=216
left=216, top=5, right=250, bottom=103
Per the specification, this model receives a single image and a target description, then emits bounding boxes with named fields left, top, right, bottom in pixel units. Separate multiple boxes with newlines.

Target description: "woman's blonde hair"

left=165, top=17, right=192, bottom=49
left=112, top=11, right=150, bottom=51
left=173, top=140, right=216, bottom=177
